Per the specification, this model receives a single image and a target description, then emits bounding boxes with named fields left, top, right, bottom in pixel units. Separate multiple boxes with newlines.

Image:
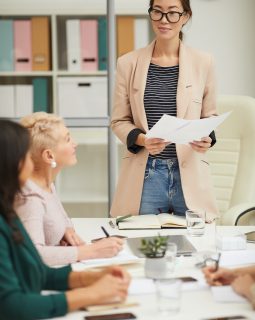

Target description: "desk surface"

left=49, top=218, right=255, bottom=320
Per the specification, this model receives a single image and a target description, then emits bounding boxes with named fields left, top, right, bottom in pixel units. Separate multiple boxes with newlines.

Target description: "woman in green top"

left=0, top=119, right=130, bottom=320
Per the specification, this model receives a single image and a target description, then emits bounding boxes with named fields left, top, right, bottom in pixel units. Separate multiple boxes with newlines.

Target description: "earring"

left=51, top=160, right=57, bottom=168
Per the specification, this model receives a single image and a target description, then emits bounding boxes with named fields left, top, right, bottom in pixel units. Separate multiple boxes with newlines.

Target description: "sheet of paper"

left=146, top=112, right=231, bottom=144
left=211, top=286, right=246, bottom=303
left=219, top=250, right=255, bottom=267
left=80, top=247, right=140, bottom=268
left=129, top=278, right=156, bottom=295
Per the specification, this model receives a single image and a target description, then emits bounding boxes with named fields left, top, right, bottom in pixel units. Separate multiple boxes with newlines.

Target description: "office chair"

left=207, top=95, right=255, bottom=225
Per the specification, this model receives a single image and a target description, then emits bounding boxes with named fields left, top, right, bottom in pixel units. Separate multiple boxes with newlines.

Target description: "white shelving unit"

left=0, top=0, right=151, bottom=218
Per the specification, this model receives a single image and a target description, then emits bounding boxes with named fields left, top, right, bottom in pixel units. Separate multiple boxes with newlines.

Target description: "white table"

left=51, top=218, right=255, bottom=320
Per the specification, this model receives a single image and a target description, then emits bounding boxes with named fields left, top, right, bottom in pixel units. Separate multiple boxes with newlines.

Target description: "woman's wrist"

left=77, top=244, right=96, bottom=261
left=66, top=287, right=97, bottom=311
left=135, top=133, right=146, bottom=147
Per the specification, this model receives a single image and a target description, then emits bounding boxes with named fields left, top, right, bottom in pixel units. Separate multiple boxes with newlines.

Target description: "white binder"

left=0, top=85, right=15, bottom=117
left=57, top=77, right=107, bottom=117
left=66, top=20, right=81, bottom=72
left=15, top=85, right=33, bottom=117
left=134, top=18, right=149, bottom=50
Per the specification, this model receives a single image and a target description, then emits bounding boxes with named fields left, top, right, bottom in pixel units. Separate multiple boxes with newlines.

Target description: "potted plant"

left=139, top=235, right=168, bottom=279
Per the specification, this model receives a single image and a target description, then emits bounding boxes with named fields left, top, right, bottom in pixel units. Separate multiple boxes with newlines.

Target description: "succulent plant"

left=139, top=235, right=168, bottom=258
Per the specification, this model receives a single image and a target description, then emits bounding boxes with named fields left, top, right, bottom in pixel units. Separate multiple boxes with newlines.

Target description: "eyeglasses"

left=148, top=8, right=186, bottom=23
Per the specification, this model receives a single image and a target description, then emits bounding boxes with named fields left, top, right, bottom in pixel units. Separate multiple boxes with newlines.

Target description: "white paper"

left=146, top=112, right=231, bottom=144
left=129, top=278, right=156, bottom=295
left=211, top=286, right=246, bottom=303
left=129, top=278, right=208, bottom=295
left=80, top=248, right=140, bottom=268
left=219, top=250, right=255, bottom=267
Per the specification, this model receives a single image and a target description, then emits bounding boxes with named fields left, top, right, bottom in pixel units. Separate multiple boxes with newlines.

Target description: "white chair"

left=208, top=95, right=255, bottom=225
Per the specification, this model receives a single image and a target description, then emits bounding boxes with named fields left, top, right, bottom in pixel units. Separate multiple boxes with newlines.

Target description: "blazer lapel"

left=177, top=42, right=193, bottom=118
left=133, top=40, right=156, bottom=132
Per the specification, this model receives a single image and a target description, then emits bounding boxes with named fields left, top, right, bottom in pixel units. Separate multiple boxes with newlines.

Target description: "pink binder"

left=14, top=20, right=32, bottom=71
left=80, top=20, right=98, bottom=71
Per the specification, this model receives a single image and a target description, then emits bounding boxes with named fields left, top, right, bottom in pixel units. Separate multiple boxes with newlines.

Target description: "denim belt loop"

left=152, top=158, right=156, bottom=170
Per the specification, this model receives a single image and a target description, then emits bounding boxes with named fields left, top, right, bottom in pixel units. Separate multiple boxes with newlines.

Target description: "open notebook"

left=117, top=213, right=186, bottom=230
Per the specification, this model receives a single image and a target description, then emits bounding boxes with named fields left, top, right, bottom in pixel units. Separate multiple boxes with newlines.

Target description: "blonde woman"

left=16, top=112, right=123, bottom=266
left=0, top=119, right=130, bottom=320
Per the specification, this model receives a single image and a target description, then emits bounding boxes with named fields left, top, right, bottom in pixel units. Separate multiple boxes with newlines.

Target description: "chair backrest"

left=208, top=95, right=255, bottom=218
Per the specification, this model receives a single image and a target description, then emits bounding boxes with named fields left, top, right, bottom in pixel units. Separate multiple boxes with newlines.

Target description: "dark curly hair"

left=149, top=0, right=192, bottom=40
left=0, top=119, right=30, bottom=243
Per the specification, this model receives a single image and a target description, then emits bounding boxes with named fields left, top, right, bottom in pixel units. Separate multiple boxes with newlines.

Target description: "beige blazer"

left=110, top=40, right=219, bottom=221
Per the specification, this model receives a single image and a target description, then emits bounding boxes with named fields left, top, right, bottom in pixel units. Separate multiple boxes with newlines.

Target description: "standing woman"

left=111, top=0, right=218, bottom=221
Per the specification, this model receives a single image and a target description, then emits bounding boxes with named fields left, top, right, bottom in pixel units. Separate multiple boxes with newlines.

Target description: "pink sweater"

left=15, top=180, right=78, bottom=266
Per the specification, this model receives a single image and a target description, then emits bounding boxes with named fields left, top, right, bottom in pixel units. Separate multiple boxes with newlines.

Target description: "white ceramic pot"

left=144, top=256, right=167, bottom=279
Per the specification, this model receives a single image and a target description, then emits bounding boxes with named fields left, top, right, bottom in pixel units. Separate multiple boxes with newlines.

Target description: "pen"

left=101, top=226, right=110, bottom=237
left=215, top=253, right=221, bottom=271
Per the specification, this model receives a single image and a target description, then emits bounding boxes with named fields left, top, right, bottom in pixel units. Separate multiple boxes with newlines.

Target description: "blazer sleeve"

left=0, top=233, right=68, bottom=320
left=201, top=55, right=218, bottom=119
left=111, top=58, right=138, bottom=145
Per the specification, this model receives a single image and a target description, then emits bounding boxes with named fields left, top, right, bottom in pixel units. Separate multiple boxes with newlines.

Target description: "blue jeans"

left=139, top=157, right=188, bottom=216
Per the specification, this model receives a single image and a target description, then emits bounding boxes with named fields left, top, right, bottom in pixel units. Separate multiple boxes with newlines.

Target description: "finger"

left=68, top=235, right=77, bottom=246
left=201, top=136, right=212, bottom=143
left=146, top=138, right=165, bottom=144
left=191, top=141, right=211, bottom=148
left=190, top=144, right=208, bottom=153
left=111, top=237, right=124, bottom=245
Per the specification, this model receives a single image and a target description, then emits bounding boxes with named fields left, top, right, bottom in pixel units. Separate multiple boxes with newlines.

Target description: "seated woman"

left=15, top=112, right=123, bottom=266
left=203, top=265, right=255, bottom=308
left=0, top=119, right=130, bottom=320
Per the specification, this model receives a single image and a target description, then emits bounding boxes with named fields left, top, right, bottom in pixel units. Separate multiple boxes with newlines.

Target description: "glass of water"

left=165, top=241, right=177, bottom=273
left=186, top=210, right=206, bottom=236
left=155, top=278, right=182, bottom=315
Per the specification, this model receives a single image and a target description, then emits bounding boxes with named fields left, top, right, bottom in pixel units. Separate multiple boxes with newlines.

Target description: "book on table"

left=117, top=213, right=186, bottom=230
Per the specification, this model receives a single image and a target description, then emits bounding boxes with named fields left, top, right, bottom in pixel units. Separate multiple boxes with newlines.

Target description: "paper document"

left=80, top=247, right=140, bottom=268
left=146, top=112, right=231, bottom=144
left=219, top=250, right=255, bottom=267
left=129, top=278, right=156, bottom=295
left=211, top=286, right=246, bottom=303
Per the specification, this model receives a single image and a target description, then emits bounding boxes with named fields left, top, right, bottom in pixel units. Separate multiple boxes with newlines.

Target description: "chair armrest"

left=221, top=202, right=255, bottom=225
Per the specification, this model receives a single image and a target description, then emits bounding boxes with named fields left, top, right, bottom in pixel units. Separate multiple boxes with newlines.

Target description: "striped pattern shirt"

left=144, top=63, right=179, bottom=159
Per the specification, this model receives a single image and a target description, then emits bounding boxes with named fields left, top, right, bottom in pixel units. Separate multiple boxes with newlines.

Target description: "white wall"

left=184, top=0, right=255, bottom=97
left=1, top=0, right=254, bottom=96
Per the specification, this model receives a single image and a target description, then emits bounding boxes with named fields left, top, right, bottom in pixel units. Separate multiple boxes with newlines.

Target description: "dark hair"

left=149, top=0, right=192, bottom=40
left=0, top=119, right=30, bottom=243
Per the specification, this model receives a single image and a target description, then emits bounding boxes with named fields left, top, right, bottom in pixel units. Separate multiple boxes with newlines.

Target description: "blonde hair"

left=20, top=112, right=64, bottom=166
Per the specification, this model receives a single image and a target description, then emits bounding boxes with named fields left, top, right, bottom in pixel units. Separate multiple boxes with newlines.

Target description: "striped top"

left=144, top=63, right=179, bottom=159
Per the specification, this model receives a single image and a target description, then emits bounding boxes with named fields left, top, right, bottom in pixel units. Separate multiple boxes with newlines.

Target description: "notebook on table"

left=117, top=213, right=186, bottom=230
left=127, top=235, right=197, bottom=257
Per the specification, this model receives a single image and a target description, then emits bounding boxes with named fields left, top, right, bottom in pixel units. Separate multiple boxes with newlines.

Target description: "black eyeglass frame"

left=148, top=7, right=186, bottom=23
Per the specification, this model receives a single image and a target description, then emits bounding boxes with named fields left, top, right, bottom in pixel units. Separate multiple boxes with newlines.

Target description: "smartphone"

left=203, top=316, right=248, bottom=320
left=91, top=235, right=127, bottom=243
left=245, top=231, right=255, bottom=242
left=177, top=276, right=197, bottom=282
left=84, top=312, right=136, bottom=320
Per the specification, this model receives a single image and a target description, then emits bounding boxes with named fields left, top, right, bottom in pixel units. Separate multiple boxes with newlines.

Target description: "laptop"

left=127, top=235, right=197, bottom=257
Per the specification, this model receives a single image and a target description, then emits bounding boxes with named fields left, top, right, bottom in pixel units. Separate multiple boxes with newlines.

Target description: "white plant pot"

left=144, top=256, right=167, bottom=279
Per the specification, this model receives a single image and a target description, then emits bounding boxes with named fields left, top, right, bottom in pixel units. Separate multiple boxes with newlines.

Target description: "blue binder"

left=32, top=78, right=49, bottom=112
left=0, top=20, right=14, bottom=71
left=98, top=17, right=107, bottom=71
